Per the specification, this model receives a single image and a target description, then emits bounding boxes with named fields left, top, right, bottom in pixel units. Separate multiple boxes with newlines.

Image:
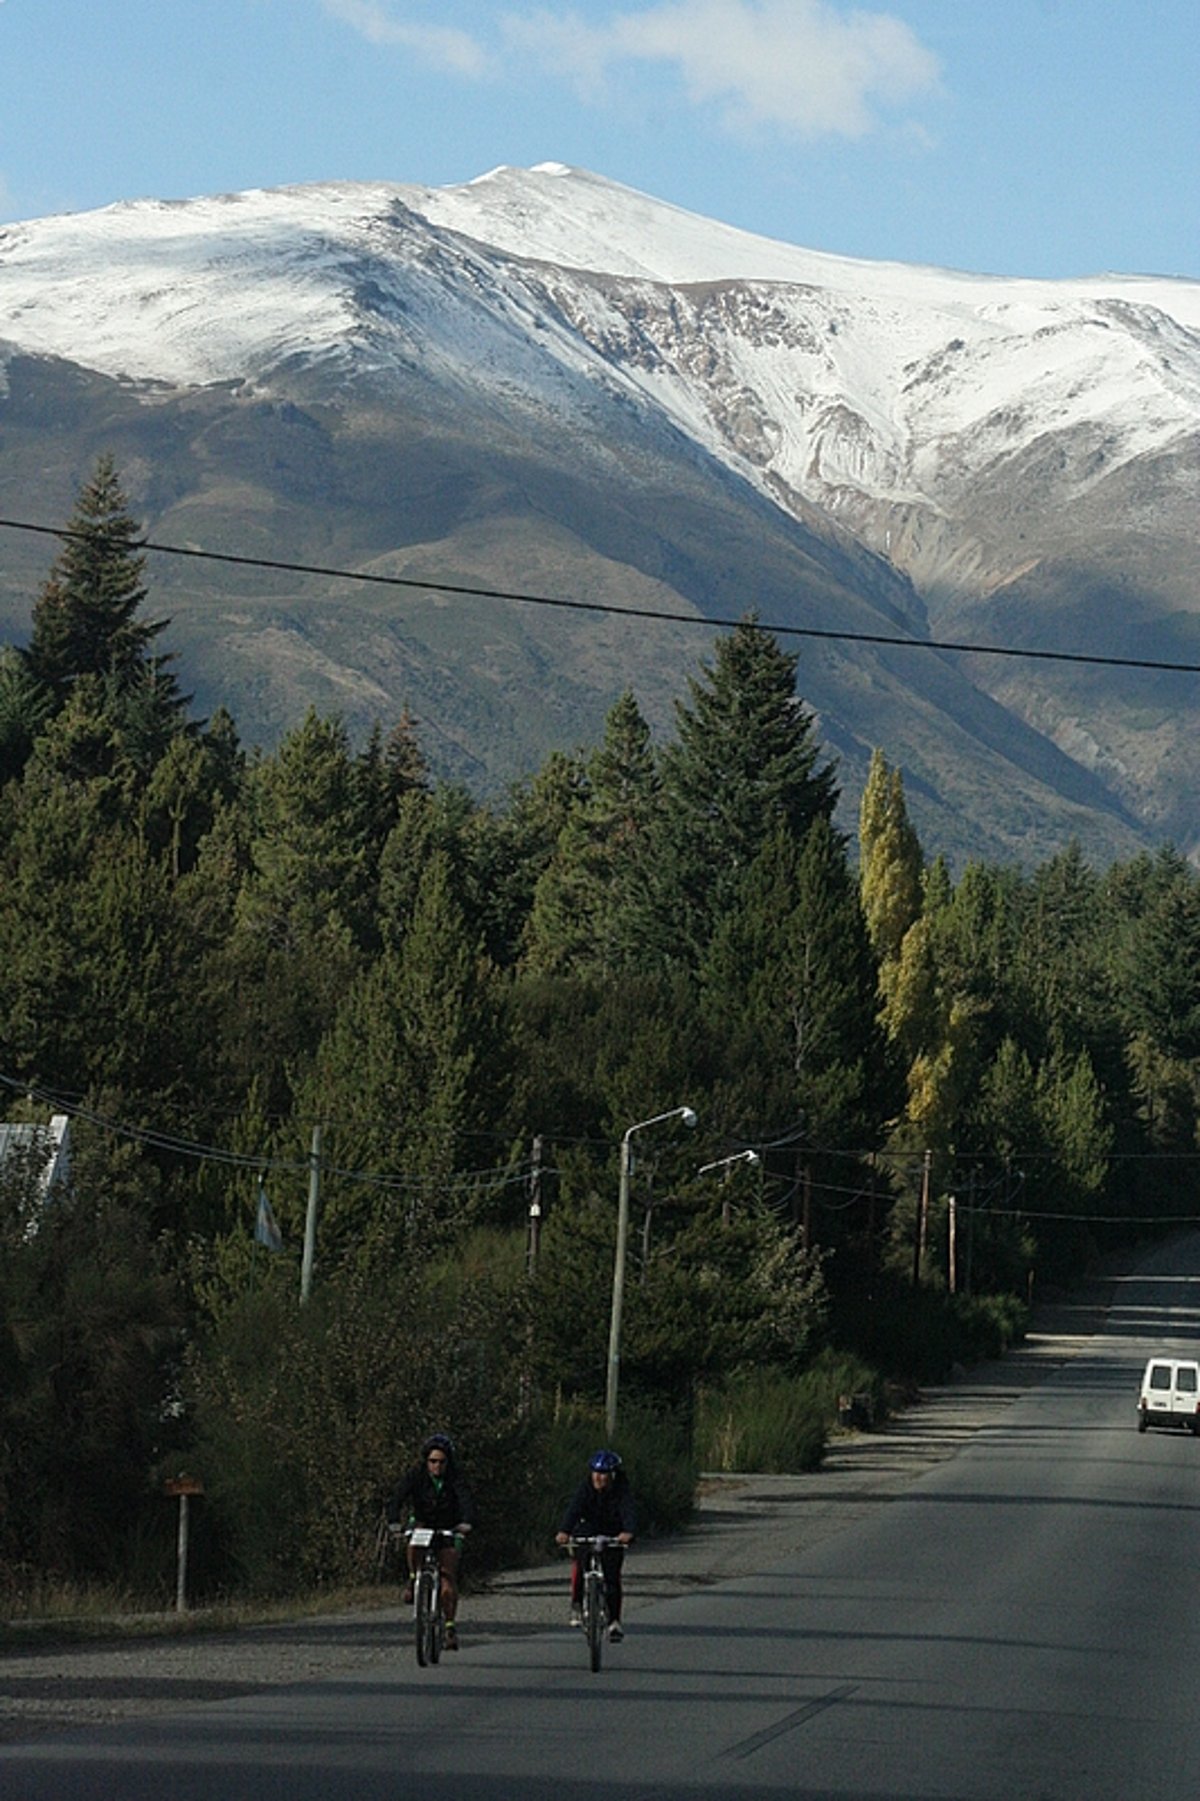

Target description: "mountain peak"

left=0, top=165, right=1198, bottom=864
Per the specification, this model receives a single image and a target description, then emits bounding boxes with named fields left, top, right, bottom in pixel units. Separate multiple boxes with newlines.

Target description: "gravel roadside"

left=0, top=1283, right=1113, bottom=1744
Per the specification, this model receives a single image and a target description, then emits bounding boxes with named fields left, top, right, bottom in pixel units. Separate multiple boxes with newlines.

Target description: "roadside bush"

left=695, top=1367, right=826, bottom=1473
left=184, top=1257, right=542, bottom=1597
left=795, top=1347, right=887, bottom=1429
left=0, top=1139, right=181, bottom=1591
left=833, top=1274, right=1027, bottom=1383
left=950, top=1291, right=1028, bottom=1363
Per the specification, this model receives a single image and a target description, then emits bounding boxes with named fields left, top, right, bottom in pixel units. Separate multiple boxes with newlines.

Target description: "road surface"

left=4, top=1242, right=1200, bottom=1798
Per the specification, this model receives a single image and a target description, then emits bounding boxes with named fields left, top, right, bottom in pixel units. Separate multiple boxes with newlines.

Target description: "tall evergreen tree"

left=657, top=618, right=837, bottom=962
left=289, top=850, right=501, bottom=1263
left=236, top=709, right=366, bottom=950
left=467, top=751, right=590, bottom=970
left=522, top=690, right=663, bottom=977
left=25, top=457, right=183, bottom=719
left=0, top=645, right=54, bottom=787
left=699, top=818, right=897, bottom=1153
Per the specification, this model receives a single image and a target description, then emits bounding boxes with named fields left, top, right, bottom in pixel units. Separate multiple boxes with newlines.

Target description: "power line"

left=0, top=1070, right=534, bottom=1198
left=3, top=515, right=1199, bottom=677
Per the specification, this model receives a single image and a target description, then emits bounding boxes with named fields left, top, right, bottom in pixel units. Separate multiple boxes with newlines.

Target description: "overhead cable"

left=2, top=515, right=1199, bottom=676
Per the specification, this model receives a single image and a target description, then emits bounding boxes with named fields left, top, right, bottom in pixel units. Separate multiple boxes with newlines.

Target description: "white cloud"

left=504, top=0, right=941, bottom=138
left=321, top=0, right=489, bottom=78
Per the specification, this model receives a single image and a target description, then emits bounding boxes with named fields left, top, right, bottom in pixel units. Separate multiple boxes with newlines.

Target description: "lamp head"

left=681, top=1107, right=697, bottom=1129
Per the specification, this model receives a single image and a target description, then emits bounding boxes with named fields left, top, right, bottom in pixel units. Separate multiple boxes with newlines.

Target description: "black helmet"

left=421, top=1433, right=455, bottom=1460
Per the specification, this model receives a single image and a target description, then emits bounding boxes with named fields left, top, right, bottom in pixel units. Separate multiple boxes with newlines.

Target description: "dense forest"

left=2, top=460, right=1198, bottom=1604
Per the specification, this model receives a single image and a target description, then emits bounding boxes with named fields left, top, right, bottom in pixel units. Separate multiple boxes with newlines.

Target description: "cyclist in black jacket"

left=387, top=1433, right=475, bottom=1648
left=556, top=1448, right=636, bottom=1640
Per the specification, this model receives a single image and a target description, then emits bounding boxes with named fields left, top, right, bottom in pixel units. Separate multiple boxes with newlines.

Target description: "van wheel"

left=1137, top=1411, right=1148, bottom=1433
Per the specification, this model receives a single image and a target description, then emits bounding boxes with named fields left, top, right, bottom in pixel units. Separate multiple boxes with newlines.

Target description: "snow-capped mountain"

left=1, top=164, right=1197, bottom=865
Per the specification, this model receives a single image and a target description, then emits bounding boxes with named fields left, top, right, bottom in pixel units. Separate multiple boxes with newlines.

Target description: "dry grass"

left=0, top=1581, right=400, bottom=1648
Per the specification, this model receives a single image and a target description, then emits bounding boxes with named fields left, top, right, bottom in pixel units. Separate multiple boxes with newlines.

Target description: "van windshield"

left=1150, top=1366, right=1172, bottom=1389
left=1179, top=1368, right=1198, bottom=1392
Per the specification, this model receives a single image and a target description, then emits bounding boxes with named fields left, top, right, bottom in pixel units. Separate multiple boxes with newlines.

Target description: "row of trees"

left=2, top=460, right=1198, bottom=1596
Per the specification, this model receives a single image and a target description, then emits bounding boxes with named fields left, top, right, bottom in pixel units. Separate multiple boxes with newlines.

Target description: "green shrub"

left=184, top=1259, right=544, bottom=1598
left=832, top=1276, right=1028, bottom=1383
left=949, top=1292, right=1029, bottom=1363
left=695, top=1367, right=827, bottom=1473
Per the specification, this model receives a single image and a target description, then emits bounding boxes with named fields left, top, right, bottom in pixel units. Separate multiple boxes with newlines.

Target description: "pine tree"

left=290, top=850, right=500, bottom=1263
left=699, top=818, right=896, bottom=1148
left=25, top=457, right=181, bottom=712
left=236, top=709, right=367, bottom=950
left=657, top=617, right=837, bottom=961
left=0, top=645, right=54, bottom=786
left=522, top=690, right=663, bottom=976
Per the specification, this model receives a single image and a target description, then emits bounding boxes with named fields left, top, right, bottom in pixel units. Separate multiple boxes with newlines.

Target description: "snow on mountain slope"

left=2, top=164, right=1195, bottom=570
left=3, top=163, right=1198, bottom=865
left=423, top=163, right=1200, bottom=322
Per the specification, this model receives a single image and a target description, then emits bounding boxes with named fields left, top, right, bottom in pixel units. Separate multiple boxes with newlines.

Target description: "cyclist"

left=555, top=1448, right=636, bottom=1641
left=387, top=1432, right=475, bottom=1650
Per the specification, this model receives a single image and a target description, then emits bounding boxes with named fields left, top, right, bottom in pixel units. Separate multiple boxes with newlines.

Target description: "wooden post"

left=165, top=1477, right=204, bottom=1613
left=301, top=1123, right=322, bottom=1303
left=527, top=1134, right=543, bottom=1278
left=912, top=1149, right=931, bottom=1286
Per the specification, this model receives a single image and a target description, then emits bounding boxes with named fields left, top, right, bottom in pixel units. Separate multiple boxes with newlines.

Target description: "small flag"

left=255, top=1183, right=283, bottom=1252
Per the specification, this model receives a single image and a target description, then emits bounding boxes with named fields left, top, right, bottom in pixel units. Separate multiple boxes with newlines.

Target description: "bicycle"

left=403, top=1526, right=457, bottom=1667
left=566, top=1534, right=620, bottom=1672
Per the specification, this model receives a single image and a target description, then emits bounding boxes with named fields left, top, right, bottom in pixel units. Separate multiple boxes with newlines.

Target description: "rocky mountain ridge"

left=1, top=164, right=1197, bottom=866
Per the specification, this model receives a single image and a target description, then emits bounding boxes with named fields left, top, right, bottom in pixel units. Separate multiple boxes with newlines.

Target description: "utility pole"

left=300, top=1123, right=322, bottom=1303
left=947, top=1191, right=957, bottom=1295
left=912, top=1148, right=931, bottom=1286
left=527, top=1134, right=543, bottom=1278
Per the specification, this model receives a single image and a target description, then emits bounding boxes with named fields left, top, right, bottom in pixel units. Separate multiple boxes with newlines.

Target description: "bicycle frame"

left=407, top=1526, right=453, bottom=1667
left=567, top=1534, right=615, bottom=1673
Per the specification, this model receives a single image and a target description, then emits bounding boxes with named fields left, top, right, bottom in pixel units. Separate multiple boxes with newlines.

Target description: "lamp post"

left=605, top=1105, right=696, bottom=1437
left=698, top=1149, right=760, bottom=1223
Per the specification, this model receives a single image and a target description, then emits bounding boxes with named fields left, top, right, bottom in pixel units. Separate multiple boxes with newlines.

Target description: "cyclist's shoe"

left=444, top=1623, right=459, bottom=1650
left=401, top=1583, right=414, bottom=1605
left=608, top=1622, right=624, bottom=1643
left=569, top=1608, right=583, bottom=1628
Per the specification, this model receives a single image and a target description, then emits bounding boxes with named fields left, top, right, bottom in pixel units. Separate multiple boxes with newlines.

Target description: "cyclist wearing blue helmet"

left=556, top=1448, right=636, bottom=1641
left=387, top=1433, right=475, bottom=1649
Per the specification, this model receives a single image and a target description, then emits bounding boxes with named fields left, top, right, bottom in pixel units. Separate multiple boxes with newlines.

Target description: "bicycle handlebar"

left=399, top=1525, right=466, bottom=1548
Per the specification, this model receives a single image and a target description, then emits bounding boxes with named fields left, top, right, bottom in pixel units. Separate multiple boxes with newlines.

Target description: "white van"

left=1137, top=1357, right=1200, bottom=1433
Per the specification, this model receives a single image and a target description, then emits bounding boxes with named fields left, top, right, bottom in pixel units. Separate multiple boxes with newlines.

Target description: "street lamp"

left=605, top=1105, right=697, bottom=1437
left=697, top=1150, right=760, bottom=1178
left=698, top=1148, right=760, bottom=1224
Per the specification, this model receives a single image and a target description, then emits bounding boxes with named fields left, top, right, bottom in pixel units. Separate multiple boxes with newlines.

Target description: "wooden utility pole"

left=527, top=1134, right=543, bottom=1278
left=300, top=1123, right=322, bottom=1303
left=912, top=1148, right=931, bottom=1286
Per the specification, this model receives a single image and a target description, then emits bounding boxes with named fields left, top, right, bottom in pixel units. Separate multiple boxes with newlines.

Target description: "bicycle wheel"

left=429, top=1585, right=444, bottom=1665
left=586, top=1567, right=606, bottom=1673
left=415, top=1565, right=435, bottom=1668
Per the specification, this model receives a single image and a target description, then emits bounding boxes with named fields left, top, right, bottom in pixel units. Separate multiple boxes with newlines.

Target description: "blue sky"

left=2, top=0, right=1196, bottom=279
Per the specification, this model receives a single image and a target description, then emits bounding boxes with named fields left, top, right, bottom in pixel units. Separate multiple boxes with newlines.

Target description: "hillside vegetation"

left=1, top=463, right=1195, bottom=1606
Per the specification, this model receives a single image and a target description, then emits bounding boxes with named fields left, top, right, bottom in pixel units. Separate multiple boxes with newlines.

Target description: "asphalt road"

left=5, top=1241, right=1200, bottom=1799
